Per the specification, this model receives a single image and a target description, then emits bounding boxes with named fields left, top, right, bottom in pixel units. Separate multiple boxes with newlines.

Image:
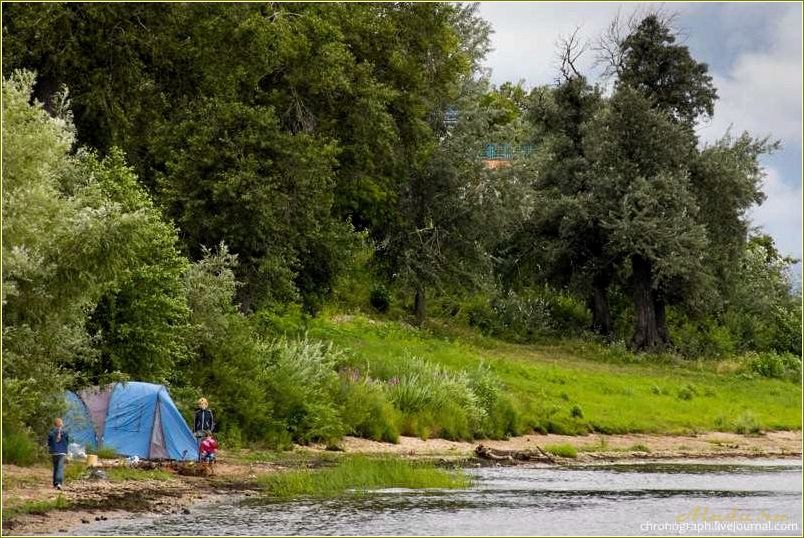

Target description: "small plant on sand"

left=544, top=443, right=578, bottom=458
left=2, top=496, right=71, bottom=523
left=733, top=412, right=762, bottom=435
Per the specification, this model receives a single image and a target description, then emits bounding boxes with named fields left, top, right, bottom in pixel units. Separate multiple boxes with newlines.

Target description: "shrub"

left=670, top=314, right=737, bottom=358
left=263, top=337, right=347, bottom=445
left=747, top=352, right=801, bottom=380
left=544, top=443, right=578, bottom=458
left=629, top=443, right=651, bottom=453
left=369, top=286, right=391, bottom=313
left=677, top=384, right=697, bottom=401
left=733, top=411, right=761, bottom=435
left=489, top=290, right=554, bottom=340
left=462, top=296, right=495, bottom=334
left=2, top=429, right=41, bottom=466
left=570, top=404, right=584, bottom=419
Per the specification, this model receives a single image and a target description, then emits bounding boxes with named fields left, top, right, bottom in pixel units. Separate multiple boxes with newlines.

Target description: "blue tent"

left=63, top=382, right=199, bottom=461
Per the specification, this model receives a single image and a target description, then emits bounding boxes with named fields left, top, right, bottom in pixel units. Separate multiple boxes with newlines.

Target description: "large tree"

left=584, top=87, right=709, bottom=350
left=505, top=68, right=611, bottom=334
left=2, top=2, right=489, bottom=313
left=2, top=72, right=188, bottom=432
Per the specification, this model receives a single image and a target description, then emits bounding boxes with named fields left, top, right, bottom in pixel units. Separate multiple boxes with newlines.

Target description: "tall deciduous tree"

left=505, top=69, right=611, bottom=334
left=584, top=86, right=708, bottom=350
left=2, top=72, right=188, bottom=431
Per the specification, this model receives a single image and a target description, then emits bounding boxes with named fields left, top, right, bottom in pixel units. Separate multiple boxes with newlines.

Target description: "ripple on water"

left=70, top=459, right=803, bottom=536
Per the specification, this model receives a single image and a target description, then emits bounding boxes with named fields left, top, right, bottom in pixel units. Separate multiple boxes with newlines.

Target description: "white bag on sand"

left=67, top=442, right=87, bottom=460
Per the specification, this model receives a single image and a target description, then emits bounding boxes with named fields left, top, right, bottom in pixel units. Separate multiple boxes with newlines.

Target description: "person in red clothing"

left=199, top=431, right=218, bottom=463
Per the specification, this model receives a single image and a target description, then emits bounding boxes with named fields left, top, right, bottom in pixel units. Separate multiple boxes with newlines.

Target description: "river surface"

left=73, top=459, right=801, bottom=536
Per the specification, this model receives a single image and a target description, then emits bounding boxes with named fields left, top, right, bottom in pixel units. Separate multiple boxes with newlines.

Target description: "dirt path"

left=3, top=431, right=801, bottom=535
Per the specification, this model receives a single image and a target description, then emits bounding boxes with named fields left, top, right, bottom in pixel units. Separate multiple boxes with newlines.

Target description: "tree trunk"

left=631, top=255, right=668, bottom=351
left=589, top=274, right=613, bottom=336
left=654, top=297, right=671, bottom=346
left=414, top=284, right=426, bottom=327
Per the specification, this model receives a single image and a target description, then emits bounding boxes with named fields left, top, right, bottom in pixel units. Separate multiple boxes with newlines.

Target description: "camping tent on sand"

left=64, top=382, right=199, bottom=461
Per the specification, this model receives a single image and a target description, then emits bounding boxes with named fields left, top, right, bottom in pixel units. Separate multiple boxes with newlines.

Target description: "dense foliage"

left=2, top=5, right=800, bottom=456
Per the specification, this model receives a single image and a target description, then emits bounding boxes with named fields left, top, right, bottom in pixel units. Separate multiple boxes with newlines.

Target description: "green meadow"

left=307, top=315, right=801, bottom=436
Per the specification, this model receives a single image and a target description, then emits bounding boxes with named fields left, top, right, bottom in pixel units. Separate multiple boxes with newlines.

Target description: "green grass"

left=544, top=443, right=578, bottom=458
left=257, top=456, right=470, bottom=499
left=628, top=443, right=651, bottom=453
left=305, top=314, right=801, bottom=436
left=2, top=495, right=71, bottom=522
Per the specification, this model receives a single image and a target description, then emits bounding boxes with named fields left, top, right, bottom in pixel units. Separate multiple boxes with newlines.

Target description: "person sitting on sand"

left=47, top=418, right=70, bottom=490
left=199, top=431, right=218, bottom=463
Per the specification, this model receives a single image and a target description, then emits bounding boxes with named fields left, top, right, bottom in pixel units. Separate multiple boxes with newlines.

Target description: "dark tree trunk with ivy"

left=414, top=284, right=426, bottom=327
left=589, top=272, right=613, bottom=336
left=631, top=255, right=670, bottom=351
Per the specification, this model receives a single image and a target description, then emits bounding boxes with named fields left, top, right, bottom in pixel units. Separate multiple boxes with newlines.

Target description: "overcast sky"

left=478, top=1, right=802, bottom=260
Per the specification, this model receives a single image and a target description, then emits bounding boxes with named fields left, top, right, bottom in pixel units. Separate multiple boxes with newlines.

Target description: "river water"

left=73, top=459, right=801, bottom=536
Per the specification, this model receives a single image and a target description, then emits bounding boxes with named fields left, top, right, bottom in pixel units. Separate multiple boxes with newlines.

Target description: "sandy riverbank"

left=3, top=430, right=801, bottom=535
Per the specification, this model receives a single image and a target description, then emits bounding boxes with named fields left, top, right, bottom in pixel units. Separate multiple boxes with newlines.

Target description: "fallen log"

left=474, top=444, right=556, bottom=464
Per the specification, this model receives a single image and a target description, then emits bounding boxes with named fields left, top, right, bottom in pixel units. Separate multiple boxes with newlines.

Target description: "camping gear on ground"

left=63, top=382, right=199, bottom=461
left=87, top=468, right=108, bottom=480
left=86, top=454, right=99, bottom=467
left=67, top=442, right=87, bottom=461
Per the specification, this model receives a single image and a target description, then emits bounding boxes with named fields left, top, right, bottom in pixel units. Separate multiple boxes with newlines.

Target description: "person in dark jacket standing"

left=193, top=398, right=214, bottom=460
left=194, top=398, right=214, bottom=433
left=47, top=418, right=69, bottom=490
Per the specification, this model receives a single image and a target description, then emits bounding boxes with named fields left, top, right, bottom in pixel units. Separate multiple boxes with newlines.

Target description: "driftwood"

left=169, top=461, right=215, bottom=477
left=474, top=444, right=557, bottom=464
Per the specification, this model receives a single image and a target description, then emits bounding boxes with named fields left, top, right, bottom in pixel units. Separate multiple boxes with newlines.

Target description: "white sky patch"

left=697, top=4, right=802, bottom=146
left=749, top=167, right=802, bottom=259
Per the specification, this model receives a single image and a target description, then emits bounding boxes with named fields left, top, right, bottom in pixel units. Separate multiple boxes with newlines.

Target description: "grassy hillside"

left=304, top=314, right=801, bottom=436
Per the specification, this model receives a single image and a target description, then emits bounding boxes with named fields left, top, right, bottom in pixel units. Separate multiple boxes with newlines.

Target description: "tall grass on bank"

left=257, top=457, right=470, bottom=499
left=264, top=336, right=521, bottom=445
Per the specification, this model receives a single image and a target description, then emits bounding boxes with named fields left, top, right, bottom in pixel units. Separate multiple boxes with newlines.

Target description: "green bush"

left=677, top=384, right=697, bottom=401
left=733, top=411, right=761, bottom=435
left=570, top=404, right=584, bottom=419
left=747, top=352, right=801, bottom=380
left=463, top=288, right=591, bottom=342
left=2, top=429, right=42, bottom=466
left=670, top=314, right=737, bottom=358
left=369, top=286, right=391, bottom=313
